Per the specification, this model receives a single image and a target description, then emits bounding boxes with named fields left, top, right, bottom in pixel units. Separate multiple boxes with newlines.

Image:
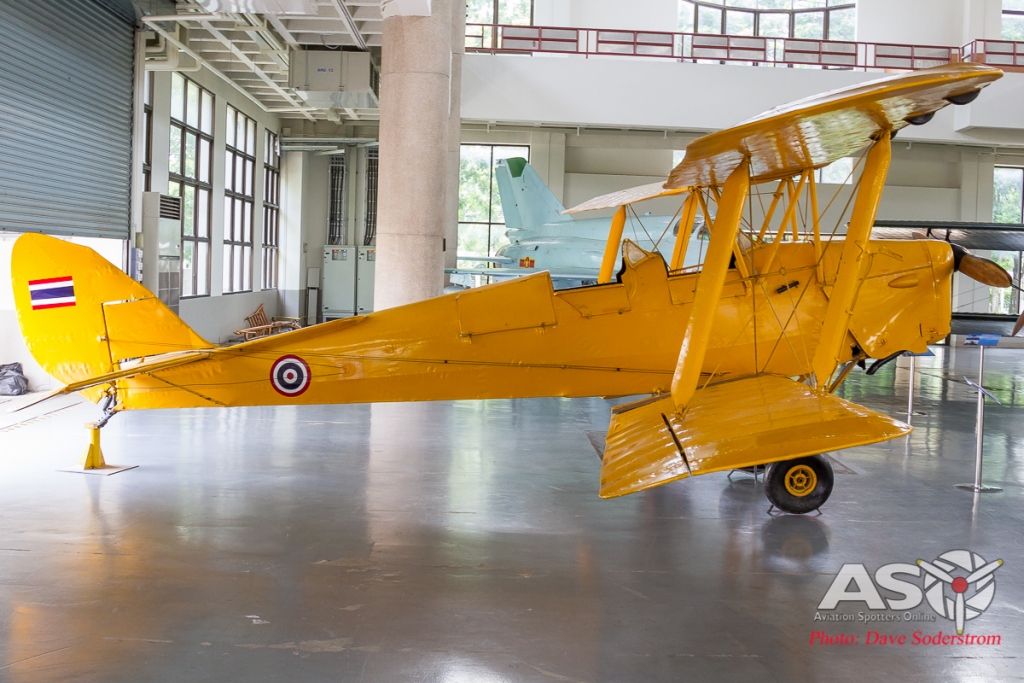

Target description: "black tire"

left=765, top=455, right=834, bottom=514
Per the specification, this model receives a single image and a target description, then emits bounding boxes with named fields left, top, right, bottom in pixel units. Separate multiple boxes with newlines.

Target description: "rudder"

left=11, top=233, right=211, bottom=399
left=494, top=158, right=571, bottom=230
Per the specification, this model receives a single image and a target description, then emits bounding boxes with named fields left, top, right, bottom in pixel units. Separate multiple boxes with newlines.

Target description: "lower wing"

left=599, top=375, right=910, bottom=498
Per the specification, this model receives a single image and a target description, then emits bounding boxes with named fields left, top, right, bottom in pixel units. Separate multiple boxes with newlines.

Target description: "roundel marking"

left=270, top=355, right=311, bottom=397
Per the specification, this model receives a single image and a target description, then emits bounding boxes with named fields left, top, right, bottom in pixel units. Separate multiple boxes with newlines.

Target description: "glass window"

left=1003, top=1, right=1024, bottom=39
left=794, top=10, right=824, bottom=38
left=679, top=1, right=696, bottom=32
left=698, top=5, right=723, bottom=32
left=262, top=130, right=281, bottom=290
left=726, top=10, right=755, bottom=35
left=224, top=105, right=256, bottom=294
left=994, top=167, right=1023, bottom=224
left=142, top=71, right=154, bottom=192
left=682, top=1, right=854, bottom=40
left=169, top=74, right=214, bottom=298
left=363, top=148, right=379, bottom=246
left=989, top=167, right=1024, bottom=315
left=827, top=7, right=855, bottom=40
left=467, top=0, right=532, bottom=25
left=458, top=144, right=531, bottom=275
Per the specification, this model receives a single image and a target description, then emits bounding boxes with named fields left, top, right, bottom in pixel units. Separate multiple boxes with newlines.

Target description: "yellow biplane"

left=11, top=63, right=1011, bottom=514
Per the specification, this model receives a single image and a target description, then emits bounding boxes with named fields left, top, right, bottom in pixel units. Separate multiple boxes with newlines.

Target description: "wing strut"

left=669, top=192, right=700, bottom=270
left=597, top=206, right=627, bottom=284
left=670, top=158, right=751, bottom=410
left=810, top=133, right=892, bottom=386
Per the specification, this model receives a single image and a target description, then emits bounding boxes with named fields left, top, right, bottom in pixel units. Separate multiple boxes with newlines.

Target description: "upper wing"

left=562, top=182, right=687, bottom=215
left=566, top=64, right=1001, bottom=214
left=668, top=63, right=1000, bottom=188
left=599, top=375, right=910, bottom=498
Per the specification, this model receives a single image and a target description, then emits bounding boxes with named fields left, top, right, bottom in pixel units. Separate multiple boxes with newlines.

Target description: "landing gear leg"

left=764, top=454, right=834, bottom=514
left=60, top=396, right=137, bottom=476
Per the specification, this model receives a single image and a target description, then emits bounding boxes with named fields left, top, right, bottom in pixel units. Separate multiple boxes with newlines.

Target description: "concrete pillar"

left=374, top=0, right=454, bottom=310
left=444, top=1, right=466, bottom=282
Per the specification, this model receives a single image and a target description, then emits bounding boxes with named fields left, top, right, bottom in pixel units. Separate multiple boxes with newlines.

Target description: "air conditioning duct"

left=144, top=22, right=189, bottom=71
left=141, top=192, right=183, bottom=314
left=288, top=50, right=380, bottom=110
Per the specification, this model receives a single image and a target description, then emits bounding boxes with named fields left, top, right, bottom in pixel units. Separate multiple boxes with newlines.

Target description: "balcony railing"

left=466, top=24, right=1020, bottom=73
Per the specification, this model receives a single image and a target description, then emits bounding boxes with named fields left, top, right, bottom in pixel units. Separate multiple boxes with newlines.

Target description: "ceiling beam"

left=327, top=0, right=367, bottom=50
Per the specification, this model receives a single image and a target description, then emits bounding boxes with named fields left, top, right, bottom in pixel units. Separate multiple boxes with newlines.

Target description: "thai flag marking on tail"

left=28, top=276, right=76, bottom=310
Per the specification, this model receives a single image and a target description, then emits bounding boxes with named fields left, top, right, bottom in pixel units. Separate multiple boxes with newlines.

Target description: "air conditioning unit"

left=141, top=193, right=183, bottom=314
left=288, top=50, right=380, bottom=110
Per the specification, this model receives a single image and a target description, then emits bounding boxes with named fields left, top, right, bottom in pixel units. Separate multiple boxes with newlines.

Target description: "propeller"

left=908, top=233, right=1012, bottom=288
left=949, top=243, right=1013, bottom=289
left=907, top=234, right=1020, bottom=333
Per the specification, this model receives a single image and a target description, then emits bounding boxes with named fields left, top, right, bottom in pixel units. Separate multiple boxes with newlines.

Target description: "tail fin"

left=11, top=233, right=211, bottom=400
left=494, top=158, right=571, bottom=230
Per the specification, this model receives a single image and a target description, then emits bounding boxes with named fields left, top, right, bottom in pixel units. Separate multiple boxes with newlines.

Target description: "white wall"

left=857, top=0, right=967, bottom=45
left=280, top=150, right=331, bottom=322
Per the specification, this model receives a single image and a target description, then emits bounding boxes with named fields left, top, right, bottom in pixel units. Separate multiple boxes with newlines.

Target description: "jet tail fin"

left=494, top=157, right=571, bottom=230
left=11, top=233, right=213, bottom=403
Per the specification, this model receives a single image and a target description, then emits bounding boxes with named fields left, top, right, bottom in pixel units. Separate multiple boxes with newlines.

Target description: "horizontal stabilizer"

left=5, top=351, right=212, bottom=413
left=600, top=375, right=910, bottom=498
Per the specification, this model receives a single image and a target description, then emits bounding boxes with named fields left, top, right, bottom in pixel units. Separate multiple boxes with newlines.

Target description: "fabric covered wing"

left=666, top=63, right=1001, bottom=188
left=562, top=182, right=687, bottom=215
left=599, top=375, right=910, bottom=498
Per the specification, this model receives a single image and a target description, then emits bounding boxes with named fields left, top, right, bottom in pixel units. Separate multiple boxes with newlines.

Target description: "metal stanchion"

left=955, top=344, right=1003, bottom=494
left=907, top=353, right=915, bottom=424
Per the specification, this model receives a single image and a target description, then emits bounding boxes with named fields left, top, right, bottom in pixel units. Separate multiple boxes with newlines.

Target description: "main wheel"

left=764, top=455, right=834, bottom=514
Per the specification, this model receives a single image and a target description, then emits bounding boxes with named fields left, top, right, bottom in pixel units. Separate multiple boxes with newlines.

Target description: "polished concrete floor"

left=0, top=346, right=1022, bottom=682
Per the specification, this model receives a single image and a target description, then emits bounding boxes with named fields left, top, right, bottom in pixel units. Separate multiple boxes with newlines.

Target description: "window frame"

left=1002, top=2, right=1024, bottom=40
left=991, top=165, right=1024, bottom=314
left=458, top=143, right=531, bottom=262
left=168, top=72, right=214, bottom=299
left=681, top=0, right=856, bottom=41
left=262, top=129, right=281, bottom=291
left=223, top=104, right=257, bottom=294
left=142, top=71, right=153, bottom=192
left=363, top=147, right=379, bottom=247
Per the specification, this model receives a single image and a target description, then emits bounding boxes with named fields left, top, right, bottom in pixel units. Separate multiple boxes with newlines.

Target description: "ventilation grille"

left=159, top=194, right=182, bottom=221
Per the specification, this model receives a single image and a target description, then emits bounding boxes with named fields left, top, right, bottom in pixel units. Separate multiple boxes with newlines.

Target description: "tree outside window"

left=1003, top=0, right=1024, bottom=40
left=991, top=166, right=1024, bottom=314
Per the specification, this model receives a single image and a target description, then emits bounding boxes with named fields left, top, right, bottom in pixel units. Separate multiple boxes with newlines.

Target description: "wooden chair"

left=234, top=303, right=302, bottom=341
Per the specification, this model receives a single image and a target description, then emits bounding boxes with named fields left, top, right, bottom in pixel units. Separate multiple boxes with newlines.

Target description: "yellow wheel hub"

left=784, top=464, right=818, bottom=497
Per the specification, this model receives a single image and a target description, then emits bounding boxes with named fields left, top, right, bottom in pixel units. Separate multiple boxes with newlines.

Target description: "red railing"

left=467, top=24, right=1013, bottom=73
left=963, top=39, right=1024, bottom=69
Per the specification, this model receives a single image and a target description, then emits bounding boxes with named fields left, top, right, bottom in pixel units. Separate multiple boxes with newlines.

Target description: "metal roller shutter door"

left=0, top=0, right=136, bottom=240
